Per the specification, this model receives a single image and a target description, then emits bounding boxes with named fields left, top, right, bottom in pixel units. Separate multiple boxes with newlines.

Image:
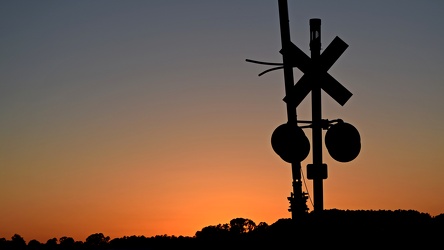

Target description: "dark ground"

left=3, top=209, right=444, bottom=249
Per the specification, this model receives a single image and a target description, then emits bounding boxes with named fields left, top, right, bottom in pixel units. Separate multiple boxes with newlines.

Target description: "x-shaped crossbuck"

left=282, top=36, right=352, bottom=107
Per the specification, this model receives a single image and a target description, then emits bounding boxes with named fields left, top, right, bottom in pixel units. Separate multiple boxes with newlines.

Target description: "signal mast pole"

left=309, top=19, right=324, bottom=212
left=278, top=0, right=308, bottom=219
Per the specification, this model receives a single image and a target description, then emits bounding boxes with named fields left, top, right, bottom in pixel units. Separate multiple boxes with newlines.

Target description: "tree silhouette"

left=59, top=236, right=75, bottom=250
left=252, top=221, right=268, bottom=235
left=433, top=213, right=444, bottom=225
left=27, top=239, right=42, bottom=250
left=45, top=238, right=57, bottom=250
left=1, top=209, right=443, bottom=249
left=85, top=233, right=110, bottom=249
left=11, top=234, right=26, bottom=250
left=0, top=238, right=7, bottom=249
left=229, top=218, right=256, bottom=235
left=195, top=223, right=230, bottom=241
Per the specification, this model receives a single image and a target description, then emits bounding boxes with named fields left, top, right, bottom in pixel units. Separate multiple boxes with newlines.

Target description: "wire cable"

left=301, top=168, right=314, bottom=208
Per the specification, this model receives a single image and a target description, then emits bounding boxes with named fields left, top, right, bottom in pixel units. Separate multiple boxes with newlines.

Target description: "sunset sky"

left=1, top=0, right=444, bottom=243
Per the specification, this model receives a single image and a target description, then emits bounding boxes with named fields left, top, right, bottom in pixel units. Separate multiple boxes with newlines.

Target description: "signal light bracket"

left=296, top=118, right=344, bottom=130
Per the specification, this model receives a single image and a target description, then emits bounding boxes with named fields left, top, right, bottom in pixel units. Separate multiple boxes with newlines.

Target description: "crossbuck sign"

left=282, top=36, right=352, bottom=107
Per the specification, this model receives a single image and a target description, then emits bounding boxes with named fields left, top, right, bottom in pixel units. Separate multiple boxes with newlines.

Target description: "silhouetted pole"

left=248, top=1, right=356, bottom=218
left=309, top=19, right=324, bottom=212
left=278, top=0, right=307, bottom=219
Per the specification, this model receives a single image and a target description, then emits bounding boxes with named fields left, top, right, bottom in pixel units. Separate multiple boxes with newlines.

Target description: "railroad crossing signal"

left=282, top=36, right=352, bottom=107
left=246, top=0, right=360, bottom=216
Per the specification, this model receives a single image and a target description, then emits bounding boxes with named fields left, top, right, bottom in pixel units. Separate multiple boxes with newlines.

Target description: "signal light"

left=325, top=122, right=361, bottom=162
left=271, top=123, right=310, bottom=163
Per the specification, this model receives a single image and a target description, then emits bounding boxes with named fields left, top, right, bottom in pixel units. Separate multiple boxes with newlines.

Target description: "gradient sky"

left=1, top=0, right=444, bottom=243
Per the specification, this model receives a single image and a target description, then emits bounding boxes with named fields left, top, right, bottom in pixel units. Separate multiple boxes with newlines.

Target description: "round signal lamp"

left=271, top=123, right=310, bottom=163
left=325, top=122, right=361, bottom=162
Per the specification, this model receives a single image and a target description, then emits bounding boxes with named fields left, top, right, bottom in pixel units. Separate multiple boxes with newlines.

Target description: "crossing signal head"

left=271, top=123, right=310, bottom=163
left=325, top=122, right=361, bottom=162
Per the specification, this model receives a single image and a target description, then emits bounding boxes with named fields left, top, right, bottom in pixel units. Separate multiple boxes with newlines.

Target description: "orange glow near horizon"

left=3, top=147, right=443, bottom=243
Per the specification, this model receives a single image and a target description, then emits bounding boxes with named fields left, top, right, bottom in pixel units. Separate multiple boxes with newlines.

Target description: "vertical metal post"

left=278, top=0, right=296, bottom=125
left=309, top=18, right=324, bottom=212
left=278, top=0, right=307, bottom=219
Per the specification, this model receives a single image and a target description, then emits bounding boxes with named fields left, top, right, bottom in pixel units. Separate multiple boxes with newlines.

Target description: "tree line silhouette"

left=2, top=209, right=444, bottom=249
